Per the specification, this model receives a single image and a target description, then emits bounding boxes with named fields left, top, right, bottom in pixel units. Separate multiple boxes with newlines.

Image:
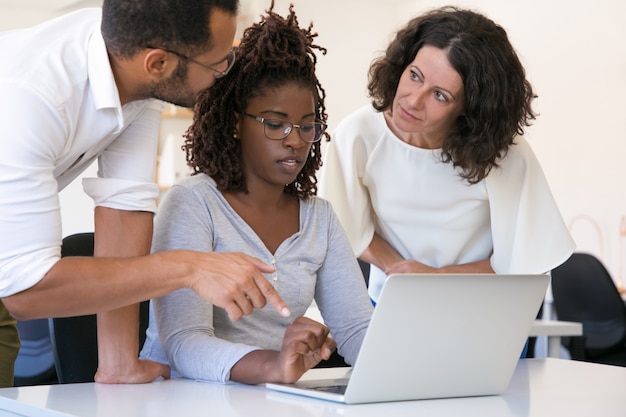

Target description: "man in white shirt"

left=0, top=0, right=289, bottom=387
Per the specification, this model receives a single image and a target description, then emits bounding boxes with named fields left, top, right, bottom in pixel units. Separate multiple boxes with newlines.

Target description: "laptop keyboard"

left=310, top=384, right=347, bottom=395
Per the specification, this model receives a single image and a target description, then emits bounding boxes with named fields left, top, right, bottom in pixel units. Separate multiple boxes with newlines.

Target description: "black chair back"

left=49, top=233, right=149, bottom=383
left=551, top=252, right=626, bottom=360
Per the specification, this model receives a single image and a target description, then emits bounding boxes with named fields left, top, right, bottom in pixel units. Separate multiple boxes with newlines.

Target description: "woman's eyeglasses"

left=239, top=112, right=326, bottom=143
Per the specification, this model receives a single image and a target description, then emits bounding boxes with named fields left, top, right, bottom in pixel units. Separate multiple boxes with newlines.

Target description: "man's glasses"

left=240, top=112, right=327, bottom=143
left=147, top=46, right=236, bottom=78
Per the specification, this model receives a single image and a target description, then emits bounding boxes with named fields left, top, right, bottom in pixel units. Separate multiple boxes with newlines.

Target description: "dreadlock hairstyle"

left=183, top=1, right=328, bottom=199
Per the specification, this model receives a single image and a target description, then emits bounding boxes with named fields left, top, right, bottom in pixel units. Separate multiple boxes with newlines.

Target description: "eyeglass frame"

left=146, top=45, right=236, bottom=79
left=239, top=112, right=327, bottom=143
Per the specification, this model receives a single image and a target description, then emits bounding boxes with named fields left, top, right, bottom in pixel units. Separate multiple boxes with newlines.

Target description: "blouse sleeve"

left=487, top=137, right=575, bottom=273
left=318, top=109, right=376, bottom=256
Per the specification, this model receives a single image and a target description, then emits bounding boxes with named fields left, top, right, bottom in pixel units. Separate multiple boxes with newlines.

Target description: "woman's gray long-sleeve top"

left=140, top=174, right=373, bottom=382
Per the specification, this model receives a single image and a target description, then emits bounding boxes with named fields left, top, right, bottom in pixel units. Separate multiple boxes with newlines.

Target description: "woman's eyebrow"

left=410, top=64, right=457, bottom=100
left=259, top=110, right=316, bottom=119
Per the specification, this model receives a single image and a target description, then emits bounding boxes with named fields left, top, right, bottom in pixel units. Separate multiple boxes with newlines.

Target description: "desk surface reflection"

left=0, top=359, right=625, bottom=417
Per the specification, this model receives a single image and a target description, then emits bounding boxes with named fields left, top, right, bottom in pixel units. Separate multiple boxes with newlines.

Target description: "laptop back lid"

left=341, top=273, right=549, bottom=403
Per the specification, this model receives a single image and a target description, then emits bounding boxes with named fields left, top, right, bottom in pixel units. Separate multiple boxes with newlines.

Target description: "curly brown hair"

left=368, top=6, right=537, bottom=184
left=183, top=1, right=328, bottom=199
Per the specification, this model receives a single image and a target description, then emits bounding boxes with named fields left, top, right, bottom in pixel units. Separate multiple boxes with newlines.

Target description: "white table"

left=0, top=359, right=624, bottom=416
left=528, top=319, right=583, bottom=358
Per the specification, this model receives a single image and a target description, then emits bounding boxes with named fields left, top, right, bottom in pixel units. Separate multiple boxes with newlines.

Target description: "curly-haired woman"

left=319, top=6, right=575, bottom=304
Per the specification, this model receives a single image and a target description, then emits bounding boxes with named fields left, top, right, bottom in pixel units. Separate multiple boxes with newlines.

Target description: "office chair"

left=551, top=252, right=626, bottom=366
left=49, top=232, right=150, bottom=383
left=358, top=258, right=370, bottom=287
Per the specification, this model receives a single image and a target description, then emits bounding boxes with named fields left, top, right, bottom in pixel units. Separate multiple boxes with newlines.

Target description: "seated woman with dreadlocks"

left=139, top=3, right=373, bottom=385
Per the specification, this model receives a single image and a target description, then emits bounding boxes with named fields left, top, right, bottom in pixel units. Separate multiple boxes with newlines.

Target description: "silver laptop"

left=266, top=273, right=549, bottom=404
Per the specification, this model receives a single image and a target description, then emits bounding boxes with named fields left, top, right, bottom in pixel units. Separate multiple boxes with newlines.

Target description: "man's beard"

left=147, top=61, right=198, bottom=108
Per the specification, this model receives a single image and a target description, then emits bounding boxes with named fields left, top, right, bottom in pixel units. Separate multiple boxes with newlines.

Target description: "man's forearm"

left=3, top=208, right=289, bottom=322
left=2, top=253, right=188, bottom=320
left=4, top=208, right=182, bottom=320
left=94, top=207, right=150, bottom=380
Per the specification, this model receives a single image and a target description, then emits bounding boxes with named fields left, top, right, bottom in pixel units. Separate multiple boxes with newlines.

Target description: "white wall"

left=4, top=0, right=626, bottom=281
left=0, top=7, right=52, bottom=28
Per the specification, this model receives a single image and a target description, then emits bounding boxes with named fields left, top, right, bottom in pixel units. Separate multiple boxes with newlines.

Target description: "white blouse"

left=319, top=105, right=575, bottom=302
